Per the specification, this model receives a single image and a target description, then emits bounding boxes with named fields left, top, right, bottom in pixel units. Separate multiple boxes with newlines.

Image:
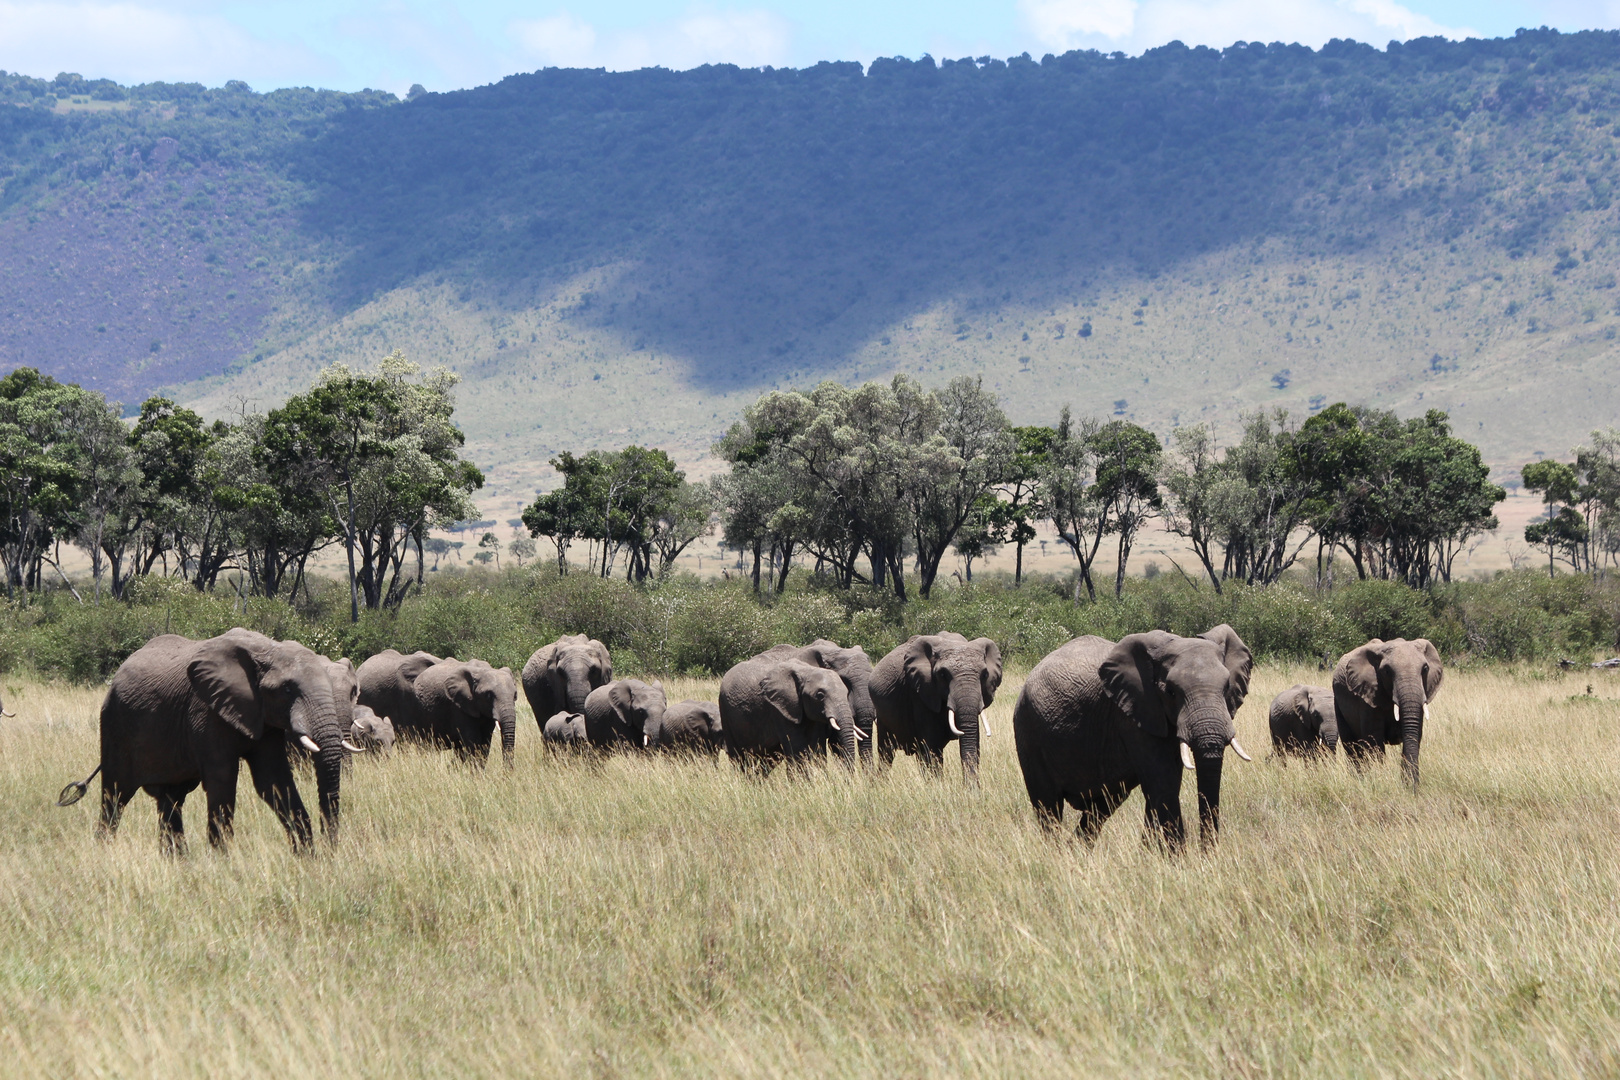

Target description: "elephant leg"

left=914, top=739, right=944, bottom=777
left=876, top=726, right=899, bottom=769
left=245, top=747, right=314, bottom=852
left=1072, top=784, right=1128, bottom=845
left=98, top=777, right=136, bottom=841
left=1343, top=737, right=1384, bottom=772
left=149, top=783, right=194, bottom=856
left=1139, top=772, right=1186, bottom=854
left=202, top=762, right=240, bottom=850
left=857, top=723, right=874, bottom=769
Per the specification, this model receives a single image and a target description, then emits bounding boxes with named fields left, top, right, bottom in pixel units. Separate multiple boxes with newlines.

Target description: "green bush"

left=3, top=565, right=1619, bottom=685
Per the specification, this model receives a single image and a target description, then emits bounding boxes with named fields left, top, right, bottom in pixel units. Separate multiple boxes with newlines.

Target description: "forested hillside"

left=5, top=31, right=1620, bottom=519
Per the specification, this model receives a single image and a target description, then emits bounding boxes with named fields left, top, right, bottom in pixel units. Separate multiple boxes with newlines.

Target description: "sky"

left=1, top=0, right=1618, bottom=96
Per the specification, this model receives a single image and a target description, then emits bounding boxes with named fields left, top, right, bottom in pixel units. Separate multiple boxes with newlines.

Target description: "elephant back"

left=659, top=699, right=723, bottom=753
left=357, top=649, right=440, bottom=736
left=1011, top=635, right=1117, bottom=740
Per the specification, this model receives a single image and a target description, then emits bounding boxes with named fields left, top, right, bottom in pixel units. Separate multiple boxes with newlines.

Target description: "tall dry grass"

left=0, top=665, right=1616, bottom=1077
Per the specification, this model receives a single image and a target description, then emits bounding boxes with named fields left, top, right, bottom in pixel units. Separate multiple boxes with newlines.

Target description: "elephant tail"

left=56, top=764, right=102, bottom=807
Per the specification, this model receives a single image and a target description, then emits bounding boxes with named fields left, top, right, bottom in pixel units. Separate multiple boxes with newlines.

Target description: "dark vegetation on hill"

left=5, top=30, right=1620, bottom=409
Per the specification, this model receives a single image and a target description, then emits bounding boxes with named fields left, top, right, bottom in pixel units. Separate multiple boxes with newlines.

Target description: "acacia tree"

left=1523, top=459, right=1584, bottom=576
left=1042, top=407, right=1107, bottom=601
left=998, top=424, right=1056, bottom=586
left=263, top=353, right=482, bottom=621
left=1091, top=420, right=1162, bottom=598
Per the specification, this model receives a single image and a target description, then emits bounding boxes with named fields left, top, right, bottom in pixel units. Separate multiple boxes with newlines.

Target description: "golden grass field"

left=1, top=664, right=1617, bottom=1078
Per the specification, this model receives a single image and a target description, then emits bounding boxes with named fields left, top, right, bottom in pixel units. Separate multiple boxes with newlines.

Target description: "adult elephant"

left=870, top=633, right=1002, bottom=783
left=356, top=649, right=442, bottom=736
left=1012, top=625, right=1254, bottom=851
left=720, top=657, right=857, bottom=771
left=579, top=679, right=668, bottom=749
left=657, top=700, right=723, bottom=755
left=411, top=659, right=519, bottom=764
left=1269, top=684, right=1337, bottom=761
left=522, top=635, right=612, bottom=733
left=1332, top=638, right=1443, bottom=790
left=761, top=640, right=876, bottom=766
left=290, top=655, right=364, bottom=763
left=62, top=628, right=355, bottom=852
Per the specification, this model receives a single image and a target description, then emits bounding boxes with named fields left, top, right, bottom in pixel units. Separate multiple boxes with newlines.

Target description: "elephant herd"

left=58, top=622, right=1442, bottom=856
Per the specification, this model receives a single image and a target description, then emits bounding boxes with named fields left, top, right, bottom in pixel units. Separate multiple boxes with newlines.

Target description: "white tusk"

left=827, top=714, right=840, bottom=732
left=298, top=735, right=321, bottom=753
left=1424, top=703, right=1431, bottom=722
left=946, top=708, right=963, bottom=737
left=643, top=733, right=650, bottom=747
left=853, top=727, right=868, bottom=741
left=341, top=740, right=366, bottom=753
left=0, top=709, right=14, bottom=718
left=1230, top=737, right=1252, bottom=762
left=982, top=716, right=991, bottom=739
left=1180, top=742, right=1195, bottom=771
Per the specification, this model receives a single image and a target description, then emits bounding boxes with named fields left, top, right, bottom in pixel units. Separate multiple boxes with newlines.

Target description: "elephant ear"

left=1098, top=632, right=1174, bottom=737
left=1335, top=643, right=1384, bottom=710
left=443, top=665, right=480, bottom=713
left=1199, top=623, right=1253, bottom=713
left=973, top=638, right=1003, bottom=704
left=761, top=664, right=806, bottom=724
left=398, top=652, right=440, bottom=688
left=593, top=640, right=614, bottom=684
left=1412, top=639, right=1444, bottom=701
left=188, top=636, right=264, bottom=739
left=1292, top=686, right=1312, bottom=722
left=608, top=681, right=636, bottom=727
left=902, top=637, right=943, bottom=710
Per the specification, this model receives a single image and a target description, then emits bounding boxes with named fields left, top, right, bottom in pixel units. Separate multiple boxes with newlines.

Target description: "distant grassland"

left=3, top=665, right=1618, bottom=1076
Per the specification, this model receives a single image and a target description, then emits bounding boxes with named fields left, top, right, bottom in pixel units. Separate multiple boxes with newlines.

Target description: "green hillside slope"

left=5, top=32, right=1620, bottom=520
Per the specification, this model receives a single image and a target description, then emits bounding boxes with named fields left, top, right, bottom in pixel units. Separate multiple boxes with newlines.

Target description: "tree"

left=1160, top=423, right=1229, bottom=592
left=508, top=534, right=536, bottom=567
left=1523, top=459, right=1583, bottom=576
left=909, top=376, right=1014, bottom=597
left=59, top=389, right=140, bottom=600
left=1042, top=407, right=1107, bottom=602
left=523, top=453, right=596, bottom=574
left=998, top=425, right=1056, bottom=586
left=262, top=352, right=482, bottom=620
left=952, top=492, right=1004, bottom=583
left=1091, top=420, right=1162, bottom=598
left=0, top=369, right=100, bottom=595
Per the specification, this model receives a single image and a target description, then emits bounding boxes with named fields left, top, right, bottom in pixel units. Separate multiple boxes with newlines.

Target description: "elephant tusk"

left=0, top=709, right=14, bottom=718
left=1230, top=737, right=1252, bottom=762
left=946, top=708, right=963, bottom=737
left=643, top=733, right=650, bottom=747
left=982, top=715, right=991, bottom=739
left=853, top=726, right=868, bottom=740
left=1424, top=703, right=1431, bottom=722
left=1180, top=742, right=1195, bottom=771
left=341, top=739, right=366, bottom=753
left=298, top=735, right=321, bottom=753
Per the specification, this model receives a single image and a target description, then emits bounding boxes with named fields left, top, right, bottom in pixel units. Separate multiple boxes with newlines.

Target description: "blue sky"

left=0, top=0, right=1615, bottom=95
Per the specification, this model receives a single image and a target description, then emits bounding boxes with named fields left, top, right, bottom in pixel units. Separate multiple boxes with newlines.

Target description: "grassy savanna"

left=1, top=664, right=1618, bottom=1077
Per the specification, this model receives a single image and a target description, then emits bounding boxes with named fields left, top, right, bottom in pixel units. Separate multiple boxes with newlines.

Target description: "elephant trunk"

left=293, top=690, right=346, bottom=847
left=958, top=715, right=981, bottom=786
left=315, top=743, right=344, bottom=845
left=848, top=681, right=876, bottom=770
left=1181, top=700, right=1233, bottom=848
left=497, top=698, right=517, bottom=766
left=1395, top=679, right=1425, bottom=791
left=562, top=662, right=593, bottom=714
left=946, top=680, right=987, bottom=785
left=834, top=703, right=858, bottom=768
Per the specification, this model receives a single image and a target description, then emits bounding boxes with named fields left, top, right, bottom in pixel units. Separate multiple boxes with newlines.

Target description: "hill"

left=4, top=33, right=1620, bottom=521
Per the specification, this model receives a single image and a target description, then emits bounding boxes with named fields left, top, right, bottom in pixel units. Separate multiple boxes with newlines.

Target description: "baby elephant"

left=348, top=704, right=396, bottom=754
left=541, top=711, right=588, bottom=746
left=656, top=700, right=723, bottom=754
left=581, top=679, right=668, bottom=750
left=1268, top=684, right=1337, bottom=760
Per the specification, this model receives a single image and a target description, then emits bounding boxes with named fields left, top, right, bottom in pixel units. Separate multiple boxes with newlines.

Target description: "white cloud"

left=1019, top=0, right=1139, bottom=50
left=1018, top=0, right=1475, bottom=52
left=510, top=7, right=794, bottom=72
left=0, top=1, right=327, bottom=86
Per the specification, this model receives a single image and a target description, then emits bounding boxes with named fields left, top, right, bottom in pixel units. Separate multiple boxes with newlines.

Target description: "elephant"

left=289, top=655, right=364, bottom=763
left=541, top=711, right=588, bottom=746
left=869, top=632, right=1003, bottom=783
left=65, top=628, right=355, bottom=852
left=1269, top=684, right=1337, bottom=760
left=656, top=700, right=723, bottom=754
left=522, top=635, right=613, bottom=733
left=1332, top=638, right=1443, bottom=790
left=348, top=705, right=395, bottom=754
left=1011, top=625, right=1254, bottom=852
left=410, top=658, right=519, bottom=764
left=719, top=656, right=857, bottom=771
left=581, top=678, right=667, bottom=750
left=356, top=649, right=442, bottom=737
left=761, top=640, right=876, bottom=765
